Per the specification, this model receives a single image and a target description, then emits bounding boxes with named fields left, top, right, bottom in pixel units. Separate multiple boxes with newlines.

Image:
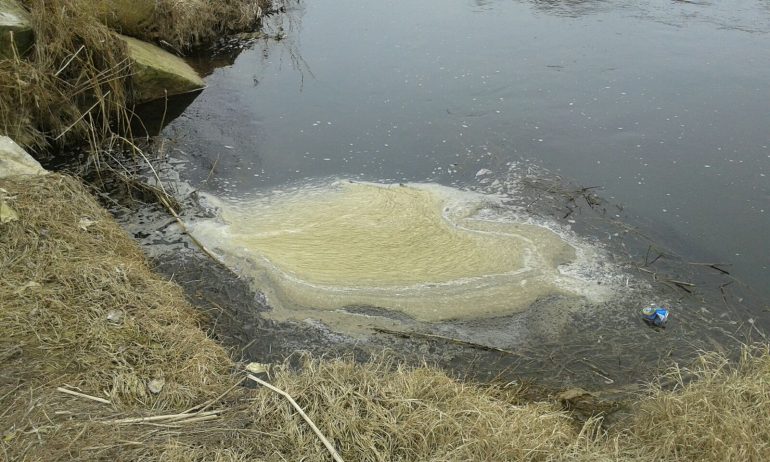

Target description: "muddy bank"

left=5, top=173, right=770, bottom=461
left=107, top=154, right=768, bottom=391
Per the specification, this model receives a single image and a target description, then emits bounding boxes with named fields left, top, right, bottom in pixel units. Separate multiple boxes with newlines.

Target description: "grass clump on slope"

left=1, top=0, right=129, bottom=149
left=150, top=0, right=270, bottom=50
left=1, top=0, right=269, bottom=150
left=628, top=346, right=770, bottom=461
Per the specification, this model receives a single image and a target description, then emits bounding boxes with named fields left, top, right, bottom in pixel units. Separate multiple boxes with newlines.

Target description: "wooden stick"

left=373, top=327, right=526, bottom=357
left=246, top=374, right=344, bottom=462
left=182, top=376, right=246, bottom=415
left=168, top=414, right=222, bottom=425
left=105, top=409, right=222, bottom=424
left=57, top=387, right=112, bottom=405
left=116, top=135, right=226, bottom=266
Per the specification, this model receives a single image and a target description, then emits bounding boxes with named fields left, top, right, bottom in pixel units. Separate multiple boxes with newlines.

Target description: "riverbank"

left=2, top=172, right=770, bottom=460
left=3, top=1, right=770, bottom=459
left=0, top=0, right=270, bottom=151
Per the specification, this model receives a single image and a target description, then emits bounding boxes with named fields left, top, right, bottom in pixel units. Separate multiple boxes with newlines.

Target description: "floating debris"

left=641, top=306, right=669, bottom=327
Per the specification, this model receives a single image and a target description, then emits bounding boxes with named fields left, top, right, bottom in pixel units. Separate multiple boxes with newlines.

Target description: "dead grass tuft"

left=241, top=356, right=603, bottom=461
left=0, top=174, right=235, bottom=412
left=150, top=0, right=271, bottom=50
left=627, top=345, right=770, bottom=461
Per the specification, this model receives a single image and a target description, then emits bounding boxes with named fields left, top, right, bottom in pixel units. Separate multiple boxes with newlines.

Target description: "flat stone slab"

left=0, top=136, right=46, bottom=178
left=119, top=34, right=205, bottom=103
left=0, top=0, right=33, bottom=58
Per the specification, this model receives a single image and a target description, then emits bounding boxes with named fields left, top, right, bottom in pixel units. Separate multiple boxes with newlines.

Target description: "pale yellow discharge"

left=194, top=182, right=582, bottom=322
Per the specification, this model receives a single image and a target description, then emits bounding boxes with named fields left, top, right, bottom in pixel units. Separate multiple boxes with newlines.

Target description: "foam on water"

left=190, top=180, right=617, bottom=322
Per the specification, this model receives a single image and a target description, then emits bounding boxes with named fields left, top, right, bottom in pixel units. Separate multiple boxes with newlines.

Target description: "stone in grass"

left=118, top=34, right=205, bottom=104
left=106, top=309, right=124, bottom=324
left=147, top=377, right=165, bottom=394
left=0, top=0, right=34, bottom=59
left=0, top=136, right=46, bottom=179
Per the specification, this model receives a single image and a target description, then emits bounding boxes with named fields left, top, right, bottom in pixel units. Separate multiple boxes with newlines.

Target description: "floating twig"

left=246, top=374, right=344, bottom=462
left=687, top=262, right=732, bottom=275
left=719, top=281, right=733, bottom=307
left=579, top=359, right=614, bottom=385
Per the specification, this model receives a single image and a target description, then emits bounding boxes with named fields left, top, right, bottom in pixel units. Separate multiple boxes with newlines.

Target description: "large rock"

left=0, top=136, right=46, bottom=178
left=94, top=0, right=155, bottom=37
left=0, top=0, right=34, bottom=59
left=119, top=34, right=205, bottom=104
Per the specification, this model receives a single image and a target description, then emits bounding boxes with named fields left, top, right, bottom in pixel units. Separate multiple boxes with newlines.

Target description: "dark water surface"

left=164, top=0, right=769, bottom=298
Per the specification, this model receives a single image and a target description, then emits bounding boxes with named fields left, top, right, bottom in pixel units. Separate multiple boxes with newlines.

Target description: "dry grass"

left=239, top=357, right=604, bottom=461
left=2, top=174, right=770, bottom=461
left=0, top=174, right=235, bottom=409
left=627, top=346, right=770, bottom=461
left=150, top=0, right=271, bottom=50
left=1, top=0, right=130, bottom=149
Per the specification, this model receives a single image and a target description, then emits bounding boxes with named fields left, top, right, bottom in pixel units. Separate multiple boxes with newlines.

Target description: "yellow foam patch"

left=192, top=182, right=582, bottom=322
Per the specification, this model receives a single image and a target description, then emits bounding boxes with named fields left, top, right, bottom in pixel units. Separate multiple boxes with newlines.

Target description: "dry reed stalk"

left=106, top=410, right=223, bottom=425
left=246, top=373, right=345, bottom=462
left=57, top=387, right=113, bottom=405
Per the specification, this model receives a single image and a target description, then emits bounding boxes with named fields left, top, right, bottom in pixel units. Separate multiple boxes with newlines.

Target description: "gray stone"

left=0, top=0, right=33, bottom=59
left=118, top=34, right=205, bottom=103
left=0, top=136, right=46, bottom=178
left=147, top=377, right=165, bottom=394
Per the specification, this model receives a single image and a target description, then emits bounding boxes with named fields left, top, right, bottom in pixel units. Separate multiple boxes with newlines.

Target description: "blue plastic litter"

left=641, top=306, right=669, bottom=327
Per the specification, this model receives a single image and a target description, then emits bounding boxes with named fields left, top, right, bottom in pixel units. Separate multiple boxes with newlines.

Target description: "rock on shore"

left=119, top=34, right=205, bottom=103
left=0, top=136, right=46, bottom=178
left=0, top=0, right=33, bottom=58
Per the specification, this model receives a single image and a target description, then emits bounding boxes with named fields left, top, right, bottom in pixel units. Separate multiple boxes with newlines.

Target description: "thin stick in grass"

left=57, top=387, right=112, bottom=405
left=246, top=373, right=345, bottom=462
left=181, top=376, right=247, bottom=415
left=54, top=91, right=111, bottom=140
left=105, top=409, right=223, bottom=424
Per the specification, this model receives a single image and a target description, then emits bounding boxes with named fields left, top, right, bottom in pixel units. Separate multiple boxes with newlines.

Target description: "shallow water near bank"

left=112, top=0, right=770, bottom=387
left=168, top=0, right=769, bottom=299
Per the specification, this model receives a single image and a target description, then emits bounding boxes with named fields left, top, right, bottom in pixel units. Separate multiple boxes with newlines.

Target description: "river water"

left=162, top=0, right=769, bottom=300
